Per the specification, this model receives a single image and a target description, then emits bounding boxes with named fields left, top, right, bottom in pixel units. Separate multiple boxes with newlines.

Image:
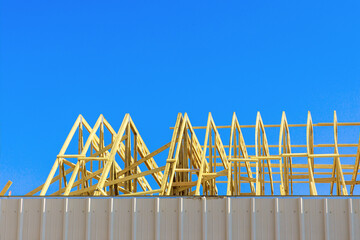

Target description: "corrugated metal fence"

left=0, top=197, right=358, bottom=240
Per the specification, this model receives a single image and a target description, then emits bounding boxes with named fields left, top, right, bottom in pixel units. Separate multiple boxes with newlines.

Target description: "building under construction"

left=1, top=112, right=360, bottom=239
left=19, top=111, right=360, bottom=197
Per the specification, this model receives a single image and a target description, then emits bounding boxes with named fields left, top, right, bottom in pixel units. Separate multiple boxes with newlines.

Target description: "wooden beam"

left=0, top=180, right=12, bottom=196
left=306, top=112, right=317, bottom=195
left=30, top=111, right=360, bottom=197
left=40, top=115, right=82, bottom=196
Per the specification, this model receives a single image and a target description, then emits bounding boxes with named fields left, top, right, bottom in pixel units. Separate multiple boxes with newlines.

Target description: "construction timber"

left=27, top=112, right=360, bottom=196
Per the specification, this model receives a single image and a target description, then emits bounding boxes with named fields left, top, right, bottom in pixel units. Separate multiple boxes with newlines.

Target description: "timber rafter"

left=27, top=111, right=360, bottom=196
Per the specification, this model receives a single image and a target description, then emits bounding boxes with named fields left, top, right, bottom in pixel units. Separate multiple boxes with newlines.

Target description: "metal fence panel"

left=0, top=197, right=359, bottom=240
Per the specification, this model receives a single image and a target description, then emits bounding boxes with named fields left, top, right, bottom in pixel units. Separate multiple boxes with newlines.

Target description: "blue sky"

left=1, top=1, right=360, bottom=195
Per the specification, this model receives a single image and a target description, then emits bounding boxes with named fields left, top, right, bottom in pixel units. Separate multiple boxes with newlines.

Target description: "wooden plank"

left=30, top=112, right=360, bottom=197
left=0, top=180, right=12, bottom=195
left=160, top=113, right=183, bottom=195
left=306, top=112, right=317, bottom=195
left=195, top=113, right=211, bottom=195
left=40, top=115, right=82, bottom=195
left=165, top=114, right=188, bottom=195
left=331, top=111, right=348, bottom=195
left=117, top=142, right=170, bottom=178
left=129, top=118, right=164, bottom=186
left=94, top=114, right=130, bottom=195
left=350, top=134, right=360, bottom=194
left=63, top=115, right=104, bottom=195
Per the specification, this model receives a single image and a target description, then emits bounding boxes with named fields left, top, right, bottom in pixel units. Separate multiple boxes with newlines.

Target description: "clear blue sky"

left=1, top=1, right=360, bottom=195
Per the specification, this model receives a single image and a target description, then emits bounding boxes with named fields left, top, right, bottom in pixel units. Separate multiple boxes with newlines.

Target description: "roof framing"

left=26, top=111, right=360, bottom=196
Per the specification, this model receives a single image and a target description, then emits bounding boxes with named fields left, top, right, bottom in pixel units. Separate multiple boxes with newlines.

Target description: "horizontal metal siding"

left=0, top=197, right=358, bottom=240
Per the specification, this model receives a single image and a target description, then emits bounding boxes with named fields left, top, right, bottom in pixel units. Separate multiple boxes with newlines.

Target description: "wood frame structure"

left=28, top=114, right=166, bottom=196
left=28, top=112, right=360, bottom=196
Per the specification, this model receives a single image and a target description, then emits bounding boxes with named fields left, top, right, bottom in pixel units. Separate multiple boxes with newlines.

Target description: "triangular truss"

left=279, top=112, right=293, bottom=195
left=228, top=113, right=255, bottom=195
left=160, top=113, right=209, bottom=195
left=28, top=112, right=360, bottom=196
left=28, top=114, right=166, bottom=196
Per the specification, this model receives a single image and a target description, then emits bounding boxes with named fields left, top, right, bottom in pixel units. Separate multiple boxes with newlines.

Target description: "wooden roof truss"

left=28, top=111, right=360, bottom=196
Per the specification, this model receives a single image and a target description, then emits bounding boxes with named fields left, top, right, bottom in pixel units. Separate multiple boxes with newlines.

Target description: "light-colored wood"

left=195, top=113, right=230, bottom=195
left=0, top=180, right=12, bottom=196
left=331, top=111, right=348, bottom=195
left=165, top=113, right=188, bottom=195
left=350, top=135, right=360, bottom=194
left=160, top=113, right=183, bottom=195
left=64, top=115, right=104, bottom=196
left=278, top=112, right=293, bottom=195
left=29, top=111, right=360, bottom=196
left=255, top=112, right=274, bottom=195
left=171, top=122, right=360, bottom=129
left=94, top=114, right=130, bottom=196
left=306, top=112, right=317, bottom=195
left=40, top=115, right=83, bottom=196
left=129, top=118, right=164, bottom=186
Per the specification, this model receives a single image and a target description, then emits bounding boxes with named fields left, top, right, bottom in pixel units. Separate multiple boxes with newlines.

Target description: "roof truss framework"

left=28, top=114, right=165, bottom=196
left=228, top=113, right=255, bottom=195
left=28, top=111, right=360, bottom=196
left=160, top=113, right=212, bottom=196
left=279, top=112, right=293, bottom=195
